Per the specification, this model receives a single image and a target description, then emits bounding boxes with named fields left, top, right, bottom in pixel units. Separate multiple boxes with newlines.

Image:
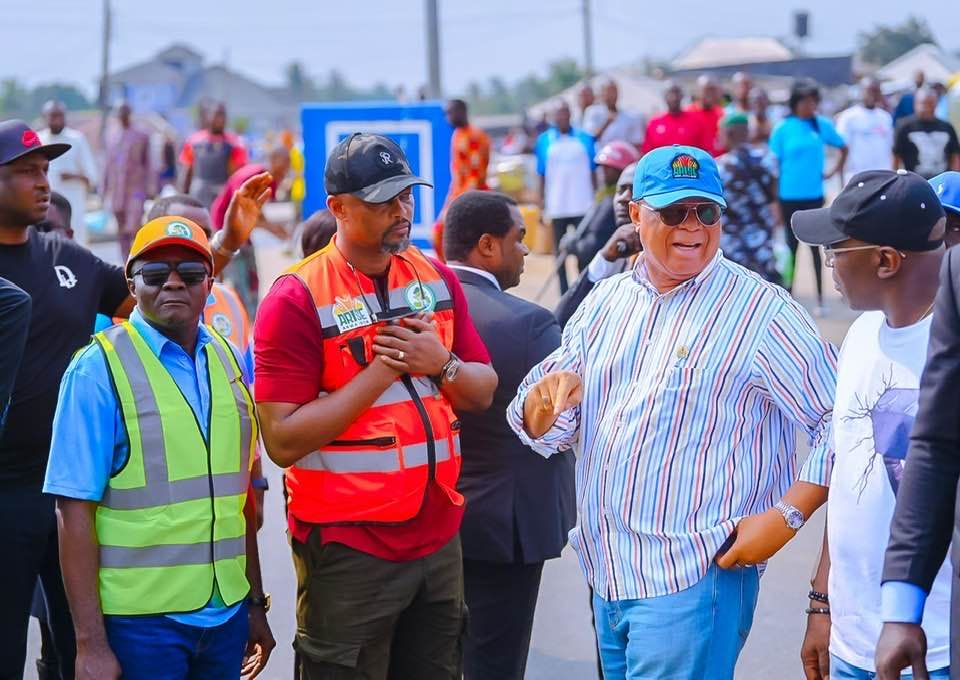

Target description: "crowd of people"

left=2, top=62, right=960, bottom=680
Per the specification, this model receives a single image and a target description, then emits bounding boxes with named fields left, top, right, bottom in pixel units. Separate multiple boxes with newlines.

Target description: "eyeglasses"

left=638, top=202, right=723, bottom=227
left=132, top=261, right=210, bottom=286
left=821, top=244, right=907, bottom=268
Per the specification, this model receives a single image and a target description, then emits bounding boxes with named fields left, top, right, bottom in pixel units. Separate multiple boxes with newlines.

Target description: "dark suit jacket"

left=883, top=247, right=960, bottom=590
left=453, top=268, right=576, bottom=564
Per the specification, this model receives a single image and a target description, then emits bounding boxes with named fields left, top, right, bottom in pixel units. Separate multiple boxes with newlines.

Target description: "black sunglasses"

left=639, top=202, right=723, bottom=227
left=132, top=261, right=210, bottom=287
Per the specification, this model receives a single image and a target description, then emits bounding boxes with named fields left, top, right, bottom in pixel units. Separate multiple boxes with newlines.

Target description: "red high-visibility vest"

left=282, top=238, right=462, bottom=525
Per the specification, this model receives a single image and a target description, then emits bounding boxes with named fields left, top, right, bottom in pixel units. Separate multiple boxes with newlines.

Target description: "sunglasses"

left=639, top=202, right=723, bottom=227
left=132, top=261, right=210, bottom=287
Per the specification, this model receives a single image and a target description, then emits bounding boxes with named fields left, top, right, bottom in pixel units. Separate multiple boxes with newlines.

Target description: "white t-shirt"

left=828, top=311, right=951, bottom=672
left=543, top=134, right=594, bottom=219
left=37, top=127, right=100, bottom=245
left=582, top=104, right=645, bottom=147
left=835, top=105, right=894, bottom=178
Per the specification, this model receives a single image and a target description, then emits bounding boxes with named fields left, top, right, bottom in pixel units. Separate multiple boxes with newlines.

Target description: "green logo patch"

left=404, top=281, right=436, bottom=312
left=165, top=221, right=193, bottom=238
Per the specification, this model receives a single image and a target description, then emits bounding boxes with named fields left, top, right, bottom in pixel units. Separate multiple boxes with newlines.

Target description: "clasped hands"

left=371, top=313, right=449, bottom=376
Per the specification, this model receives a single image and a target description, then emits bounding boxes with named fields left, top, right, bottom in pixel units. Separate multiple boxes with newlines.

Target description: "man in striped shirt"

left=508, top=145, right=837, bottom=679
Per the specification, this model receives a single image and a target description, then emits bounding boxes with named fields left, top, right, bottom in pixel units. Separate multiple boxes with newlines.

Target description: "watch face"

left=786, top=509, right=805, bottom=529
left=445, top=360, right=461, bottom=382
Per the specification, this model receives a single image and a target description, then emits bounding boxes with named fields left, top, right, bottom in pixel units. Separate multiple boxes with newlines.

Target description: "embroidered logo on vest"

left=404, top=282, right=436, bottom=312
left=333, top=295, right=373, bottom=332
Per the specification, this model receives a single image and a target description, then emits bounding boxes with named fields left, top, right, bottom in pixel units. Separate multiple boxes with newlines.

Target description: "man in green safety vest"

left=44, top=215, right=275, bottom=680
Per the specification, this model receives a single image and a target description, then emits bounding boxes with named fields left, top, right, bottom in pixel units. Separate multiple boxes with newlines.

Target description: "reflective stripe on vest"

left=92, top=322, right=255, bottom=615
left=296, top=437, right=458, bottom=473
left=314, top=279, right=454, bottom=339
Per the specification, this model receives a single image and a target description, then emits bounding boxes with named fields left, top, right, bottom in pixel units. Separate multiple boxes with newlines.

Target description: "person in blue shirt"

left=44, top=217, right=275, bottom=680
left=770, top=79, right=848, bottom=315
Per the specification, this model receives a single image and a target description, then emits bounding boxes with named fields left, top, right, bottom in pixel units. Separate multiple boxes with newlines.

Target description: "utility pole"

left=98, top=0, right=112, bottom=143
left=582, top=0, right=594, bottom=78
left=425, top=0, right=442, bottom=98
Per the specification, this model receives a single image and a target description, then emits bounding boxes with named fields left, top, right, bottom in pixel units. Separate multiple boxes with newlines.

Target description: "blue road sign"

left=302, top=101, right=453, bottom=249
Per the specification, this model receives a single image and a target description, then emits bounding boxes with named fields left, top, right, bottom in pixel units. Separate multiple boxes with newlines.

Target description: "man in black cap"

left=789, top=169, right=950, bottom=680
left=0, top=118, right=268, bottom=678
left=254, top=133, right=497, bottom=680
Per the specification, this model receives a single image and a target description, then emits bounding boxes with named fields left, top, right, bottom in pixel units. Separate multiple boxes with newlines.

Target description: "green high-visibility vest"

left=92, top=322, right=257, bottom=616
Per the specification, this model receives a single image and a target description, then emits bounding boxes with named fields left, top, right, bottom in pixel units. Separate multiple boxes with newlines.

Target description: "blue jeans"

left=105, top=602, right=248, bottom=679
left=592, top=564, right=759, bottom=680
left=830, top=653, right=950, bottom=679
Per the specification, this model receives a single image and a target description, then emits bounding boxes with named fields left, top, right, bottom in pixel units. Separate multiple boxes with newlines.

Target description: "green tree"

left=858, top=16, right=937, bottom=65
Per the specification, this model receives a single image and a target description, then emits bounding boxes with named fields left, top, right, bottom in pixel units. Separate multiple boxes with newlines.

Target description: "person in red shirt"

left=209, top=147, right=290, bottom=315
left=254, top=133, right=497, bottom=680
left=179, top=102, right=249, bottom=207
left=642, top=81, right=706, bottom=154
left=686, top=74, right=726, bottom=155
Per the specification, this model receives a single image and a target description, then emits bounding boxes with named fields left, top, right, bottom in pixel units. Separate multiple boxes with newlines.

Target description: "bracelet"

left=808, top=589, right=829, bottom=604
left=805, top=607, right=831, bottom=616
left=210, top=230, right=240, bottom=258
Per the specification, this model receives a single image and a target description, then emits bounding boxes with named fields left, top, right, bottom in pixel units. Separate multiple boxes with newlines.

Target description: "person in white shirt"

left=792, top=169, right=950, bottom=680
left=38, top=101, right=99, bottom=246
left=582, top=80, right=644, bottom=148
left=836, top=78, right=894, bottom=179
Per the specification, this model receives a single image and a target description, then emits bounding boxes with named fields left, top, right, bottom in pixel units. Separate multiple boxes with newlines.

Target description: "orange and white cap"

left=126, top=216, right=213, bottom=275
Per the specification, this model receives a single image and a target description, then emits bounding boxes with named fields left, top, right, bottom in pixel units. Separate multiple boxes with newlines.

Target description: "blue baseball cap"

left=632, top=145, right=726, bottom=208
left=929, top=171, right=960, bottom=215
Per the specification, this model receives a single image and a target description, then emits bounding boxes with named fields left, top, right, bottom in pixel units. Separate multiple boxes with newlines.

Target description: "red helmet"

left=594, top=140, right=641, bottom=170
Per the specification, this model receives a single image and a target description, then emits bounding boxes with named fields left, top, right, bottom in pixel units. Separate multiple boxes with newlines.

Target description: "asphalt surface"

left=25, top=238, right=855, bottom=680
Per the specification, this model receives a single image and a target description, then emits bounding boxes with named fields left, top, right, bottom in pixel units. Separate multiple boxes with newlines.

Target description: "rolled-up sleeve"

left=507, top=289, right=589, bottom=457
left=752, top=299, right=838, bottom=486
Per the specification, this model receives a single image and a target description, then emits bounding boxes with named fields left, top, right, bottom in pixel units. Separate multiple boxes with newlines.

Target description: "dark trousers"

left=780, top=198, right=825, bottom=303
left=0, top=489, right=75, bottom=680
left=462, top=559, right=543, bottom=680
left=551, top=215, right=584, bottom=295
left=292, top=534, right=465, bottom=680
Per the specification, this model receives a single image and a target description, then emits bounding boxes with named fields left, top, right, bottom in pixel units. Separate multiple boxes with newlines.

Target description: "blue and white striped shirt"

left=507, top=252, right=837, bottom=600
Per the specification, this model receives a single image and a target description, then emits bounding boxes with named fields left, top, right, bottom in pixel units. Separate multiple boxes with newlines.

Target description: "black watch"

left=431, top=352, right=461, bottom=387
left=247, top=593, right=271, bottom=612
left=251, top=477, right=269, bottom=491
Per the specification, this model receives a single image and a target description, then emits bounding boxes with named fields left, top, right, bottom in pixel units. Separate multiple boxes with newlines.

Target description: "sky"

left=3, top=0, right=958, bottom=98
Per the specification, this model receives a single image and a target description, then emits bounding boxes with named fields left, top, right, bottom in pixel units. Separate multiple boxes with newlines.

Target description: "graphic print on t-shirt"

left=907, top=130, right=951, bottom=177
left=843, top=367, right=918, bottom=499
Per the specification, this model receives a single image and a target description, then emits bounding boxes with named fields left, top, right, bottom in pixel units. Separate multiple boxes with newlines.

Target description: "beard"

left=382, top=236, right=410, bottom=255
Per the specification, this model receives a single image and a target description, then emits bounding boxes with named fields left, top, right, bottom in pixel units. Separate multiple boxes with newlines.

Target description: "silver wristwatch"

left=774, top=501, right=806, bottom=530
left=210, top=230, right=240, bottom=258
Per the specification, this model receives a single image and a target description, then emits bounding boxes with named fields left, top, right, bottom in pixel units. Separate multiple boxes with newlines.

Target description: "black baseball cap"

left=0, top=119, right=70, bottom=165
left=324, top=133, right=431, bottom=203
left=792, top=169, right=945, bottom=251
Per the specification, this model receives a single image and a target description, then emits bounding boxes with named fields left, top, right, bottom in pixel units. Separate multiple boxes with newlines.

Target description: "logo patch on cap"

left=378, top=151, right=394, bottom=166
left=21, top=130, right=39, bottom=148
left=671, top=153, right=699, bottom=179
left=404, top=281, right=436, bottom=312
left=165, top=221, right=193, bottom=239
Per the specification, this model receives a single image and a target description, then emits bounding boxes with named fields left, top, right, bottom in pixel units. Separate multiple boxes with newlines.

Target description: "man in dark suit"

left=877, top=237, right=960, bottom=678
left=444, top=190, right=576, bottom=680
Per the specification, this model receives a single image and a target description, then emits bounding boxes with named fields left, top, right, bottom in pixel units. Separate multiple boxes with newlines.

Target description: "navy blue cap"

left=0, top=119, right=70, bottom=165
left=324, top=133, right=431, bottom=203
left=792, top=169, right=945, bottom=251
left=930, top=171, right=960, bottom=215
left=632, top=145, right=726, bottom=208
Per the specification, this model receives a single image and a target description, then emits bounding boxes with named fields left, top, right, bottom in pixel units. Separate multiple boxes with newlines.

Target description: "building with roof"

left=108, top=43, right=297, bottom=136
left=876, top=43, right=960, bottom=87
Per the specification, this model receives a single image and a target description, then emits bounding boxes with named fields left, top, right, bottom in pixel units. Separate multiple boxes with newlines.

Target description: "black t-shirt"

left=893, top=116, right=960, bottom=179
left=0, top=228, right=129, bottom=489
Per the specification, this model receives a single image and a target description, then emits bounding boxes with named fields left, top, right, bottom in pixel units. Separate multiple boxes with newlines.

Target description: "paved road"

left=26, top=240, right=853, bottom=679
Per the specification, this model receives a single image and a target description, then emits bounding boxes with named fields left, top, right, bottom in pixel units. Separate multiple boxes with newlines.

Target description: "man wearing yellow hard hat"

left=44, top=216, right=275, bottom=679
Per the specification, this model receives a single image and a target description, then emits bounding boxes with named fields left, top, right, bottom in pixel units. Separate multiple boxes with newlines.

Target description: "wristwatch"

left=774, top=500, right=806, bottom=530
left=210, top=229, right=240, bottom=258
left=247, top=593, right=271, bottom=613
left=431, top=352, right=461, bottom=387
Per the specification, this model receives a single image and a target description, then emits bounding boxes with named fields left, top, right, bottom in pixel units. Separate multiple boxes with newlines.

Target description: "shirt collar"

left=446, top=263, right=501, bottom=290
left=128, top=308, right=212, bottom=359
left=631, top=250, right=723, bottom=297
